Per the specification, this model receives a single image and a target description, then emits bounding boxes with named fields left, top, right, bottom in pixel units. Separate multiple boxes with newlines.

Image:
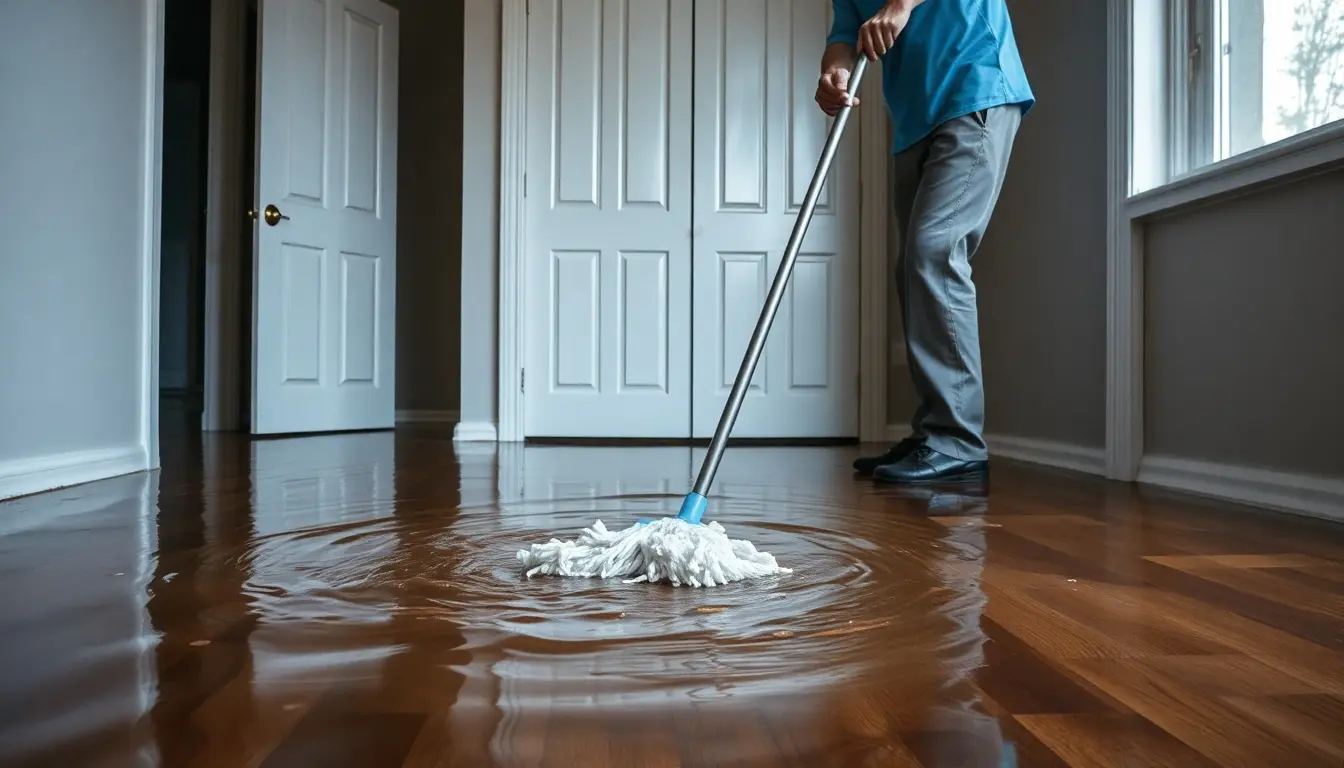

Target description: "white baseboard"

left=395, top=410, right=460, bottom=424
left=453, top=421, right=498, bottom=442
left=0, top=445, right=149, bottom=501
left=987, top=434, right=1107, bottom=476
left=1139, top=454, right=1344, bottom=524
left=883, top=425, right=1106, bottom=476
left=879, top=424, right=1344, bottom=522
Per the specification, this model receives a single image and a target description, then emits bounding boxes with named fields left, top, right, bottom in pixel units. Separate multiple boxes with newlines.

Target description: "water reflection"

left=0, top=471, right=160, bottom=766
left=149, top=433, right=259, bottom=764
left=0, top=434, right=1013, bottom=765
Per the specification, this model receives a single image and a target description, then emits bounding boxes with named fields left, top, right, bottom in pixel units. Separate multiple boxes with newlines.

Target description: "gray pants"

left=892, top=105, right=1022, bottom=462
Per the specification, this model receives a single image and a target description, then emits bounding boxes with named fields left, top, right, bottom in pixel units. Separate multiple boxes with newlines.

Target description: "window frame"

left=1128, top=0, right=1344, bottom=215
left=1107, top=0, right=1344, bottom=484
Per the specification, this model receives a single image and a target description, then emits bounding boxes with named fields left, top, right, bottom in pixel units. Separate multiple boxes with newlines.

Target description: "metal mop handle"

left=690, top=55, right=869, bottom=500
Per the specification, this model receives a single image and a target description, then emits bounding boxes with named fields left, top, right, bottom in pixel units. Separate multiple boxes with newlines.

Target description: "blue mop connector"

left=676, top=492, right=708, bottom=524
left=637, top=492, right=708, bottom=526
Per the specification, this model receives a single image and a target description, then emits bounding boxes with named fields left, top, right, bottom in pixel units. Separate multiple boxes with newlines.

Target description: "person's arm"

left=823, top=0, right=862, bottom=66
left=815, top=1, right=863, bottom=116
left=821, top=42, right=858, bottom=80
left=815, top=0, right=928, bottom=115
left=856, top=0, right=926, bottom=61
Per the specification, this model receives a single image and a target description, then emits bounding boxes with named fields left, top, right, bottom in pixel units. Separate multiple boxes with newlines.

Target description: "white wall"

left=0, top=0, right=156, bottom=498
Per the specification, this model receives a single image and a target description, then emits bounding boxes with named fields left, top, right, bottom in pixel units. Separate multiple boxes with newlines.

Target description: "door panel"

left=522, top=0, right=857, bottom=440
left=524, top=0, right=694, bottom=437
left=252, top=0, right=398, bottom=435
left=691, top=0, right=859, bottom=438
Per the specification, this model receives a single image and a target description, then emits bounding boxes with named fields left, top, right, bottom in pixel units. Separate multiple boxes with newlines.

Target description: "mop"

left=517, top=58, right=870, bottom=588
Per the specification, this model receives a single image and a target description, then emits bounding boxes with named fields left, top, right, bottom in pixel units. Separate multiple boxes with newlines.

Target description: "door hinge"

left=523, top=172, right=528, bottom=197
left=521, top=369, right=526, bottom=393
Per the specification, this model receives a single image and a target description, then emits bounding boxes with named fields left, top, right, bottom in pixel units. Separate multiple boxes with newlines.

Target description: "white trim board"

left=883, top=424, right=1343, bottom=524
left=0, top=446, right=150, bottom=502
left=987, top=434, right=1107, bottom=476
left=495, top=0, right=527, bottom=443
left=395, top=410, right=461, bottom=424
left=883, top=426, right=1106, bottom=476
left=494, top=1, right=892, bottom=444
left=141, top=0, right=167, bottom=471
left=1106, top=0, right=1344, bottom=482
left=1139, top=455, right=1344, bottom=525
left=1129, top=121, right=1344, bottom=220
left=453, top=422, right=499, bottom=443
left=1106, top=0, right=1142, bottom=482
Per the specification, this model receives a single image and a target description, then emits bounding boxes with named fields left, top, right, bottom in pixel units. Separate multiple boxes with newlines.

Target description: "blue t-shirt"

left=827, top=0, right=1035, bottom=155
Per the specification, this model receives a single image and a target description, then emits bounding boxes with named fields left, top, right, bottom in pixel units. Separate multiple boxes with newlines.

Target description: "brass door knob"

left=247, top=204, right=290, bottom=226
left=262, top=204, right=288, bottom=226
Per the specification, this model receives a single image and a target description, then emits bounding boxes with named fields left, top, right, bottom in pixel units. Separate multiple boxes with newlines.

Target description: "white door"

left=251, top=0, right=399, bottom=435
left=523, top=0, right=694, bottom=438
left=522, top=0, right=857, bottom=440
left=691, top=0, right=860, bottom=438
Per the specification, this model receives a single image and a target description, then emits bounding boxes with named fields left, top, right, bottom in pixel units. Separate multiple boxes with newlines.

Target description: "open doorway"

left=153, top=0, right=400, bottom=456
left=158, top=0, right=212, bottom=435
left=238, top=0, right=257, bottom=429
left=158, top=0, right=257, bottom=443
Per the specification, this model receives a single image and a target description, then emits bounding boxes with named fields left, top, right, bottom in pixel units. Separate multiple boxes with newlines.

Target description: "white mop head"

left=517, top=517, right=792, bottom=588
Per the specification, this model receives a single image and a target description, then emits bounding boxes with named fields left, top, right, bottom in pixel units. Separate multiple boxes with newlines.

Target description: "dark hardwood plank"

left=1015, top=713, right=1221, bottom=768
left=0, top=429, right=1342, bottom=766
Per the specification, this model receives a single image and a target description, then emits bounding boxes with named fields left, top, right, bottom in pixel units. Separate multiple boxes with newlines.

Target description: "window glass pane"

left=1214, top=0, right=1344, bottom=163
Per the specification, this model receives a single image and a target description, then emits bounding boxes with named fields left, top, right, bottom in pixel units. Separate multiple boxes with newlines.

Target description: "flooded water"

left=0, top=434, right=1011, bottom=766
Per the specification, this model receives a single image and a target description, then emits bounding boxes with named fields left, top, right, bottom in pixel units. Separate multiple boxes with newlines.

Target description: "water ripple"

left=236, top=488, right=988, bottom=705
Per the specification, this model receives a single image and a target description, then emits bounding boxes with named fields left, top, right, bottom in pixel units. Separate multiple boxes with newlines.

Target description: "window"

left=1134, top=0, right=1344, bottom=193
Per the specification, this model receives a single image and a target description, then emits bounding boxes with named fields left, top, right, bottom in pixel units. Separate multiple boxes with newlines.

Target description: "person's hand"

left=857, top=2, right=912, bottom=60
left=815, top=67, right=857, bottom=117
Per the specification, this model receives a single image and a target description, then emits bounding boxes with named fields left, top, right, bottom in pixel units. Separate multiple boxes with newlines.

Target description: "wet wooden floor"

left=1, top=423, right=1342, bottom=767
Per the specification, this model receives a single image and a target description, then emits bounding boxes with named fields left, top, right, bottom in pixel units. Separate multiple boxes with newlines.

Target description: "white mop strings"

left=517, top=517, right=792, bottom=588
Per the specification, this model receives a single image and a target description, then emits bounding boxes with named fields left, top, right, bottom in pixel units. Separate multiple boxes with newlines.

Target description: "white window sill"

left=1126, top=119, right=1344, bottom=220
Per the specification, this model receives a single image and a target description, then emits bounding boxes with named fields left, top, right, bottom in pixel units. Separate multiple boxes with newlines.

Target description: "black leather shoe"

left=852, top=438, right=922, bottom=476
left=872, top=445, right=988, bottom=485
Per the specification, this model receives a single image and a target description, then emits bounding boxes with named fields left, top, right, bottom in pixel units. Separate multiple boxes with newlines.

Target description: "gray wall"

left=1145, top=168, right=1344, bottom=477
left=159, top=79, right=206, bottom=392
left=459, top=1, right=502, bottom=429
left=394, top=0, right=465, bottom=415
left=896, top=0, right=1109, bottom=447
left=0, top=0, right=152, bottom=465
left=886, top=154, right=918, bottom=429
left=988, top=0, right=1107, bottom=449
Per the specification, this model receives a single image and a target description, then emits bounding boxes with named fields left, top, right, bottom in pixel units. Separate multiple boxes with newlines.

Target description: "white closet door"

left=523, top=0, right=694, bottom=438
left=252, top=0, right=399, bottom=435
left=691, top=0, right=860, bottom=439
